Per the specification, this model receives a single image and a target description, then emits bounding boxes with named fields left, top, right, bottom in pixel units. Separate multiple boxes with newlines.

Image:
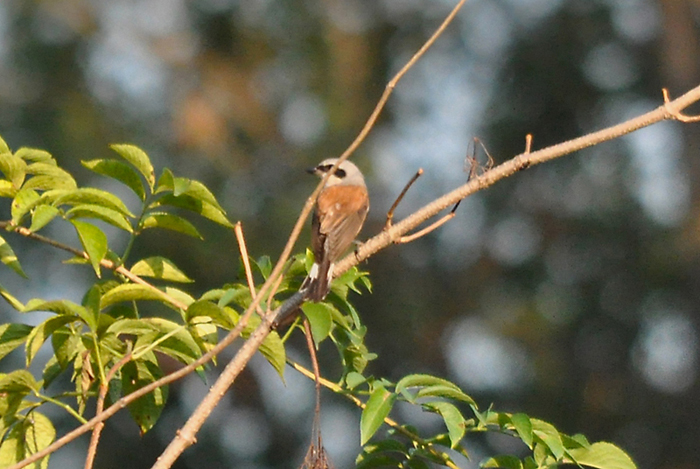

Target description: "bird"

left=301, top=158, right=370, bottom=301
left=272, top=158, right=369, bottom=329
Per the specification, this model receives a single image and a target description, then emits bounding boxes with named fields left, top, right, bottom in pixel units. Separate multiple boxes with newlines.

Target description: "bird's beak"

left=306, top=166, right=318, bottom=175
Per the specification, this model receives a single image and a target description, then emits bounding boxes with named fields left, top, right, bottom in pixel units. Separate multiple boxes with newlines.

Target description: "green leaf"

left=0, top=411, right=55, bottom=469
left=415, top=384, right=476, bottom=406
left=109, top=144, right=155, bottom=191
left=142, top=318, right=201, bottom=364
left=186, top=300, right=234, bottom=328
left=51, top=326, right=83, bottom=369
left=510, top=413, right=534, bottom=449
left=0, top=152, right=27, bottom=188
left=482, top=455, right=523, bottom=469
left=253, top=255, right=272, bottom=279
left=164, top=287, right=195, bottom=307
left=531, top=419, right=565, bottom=460
left=66, top=204, right=133, bottom=232
left=42, top=355, right=63, bottom=388
left=81, top=159, right=146, bottom=200
left=52, top=187, right=134, bottom=217
left=131, top=257, right=193, bottom=283
left=15, top=147, right=54, bottom=163
left=0, top=370, right=40, bottom=393
left=24, top=162, right=77, bottom=190
left=25, top=315, right=78, bottom=366
left=70, top=220, right=108, bottom=277
left=396, top=374, right=462, bottom=394
left=0, top=324, right=33, bottom=362
left=406, top=457, right=432, bottom=469
left=0, top=179, right=16, bottom=197
left=0, top=134, right=9, bottom=153
left=189, top=317, right=218, bottom=355
left=29, top=205, right=60, bottom=232
left=139, top=212, right=203, bottom=239
left=0, top=284, right=24, bottom=311
left=151, top=193, right=233, bottom=227
left=154, top=167, right=174, bottom=193
left=567, top=442, right=636, bottom=469
left=360, top=386, right=396, bottom=445
left=259, top=331, right=286, bottom=378
left=99, top=284, right=166, bottom=310
left=301, top=302, right=334, bottom=343
left=11, top=187, right=40, bottom=224
left=106, top=318, right=157, bottom=337
left=0, top=235, right=27, bottom=278
left=423, top=401, right=466, bottom=448
left=345, top=371, right=367, bottom=390
left=121, top=354, right=167, bottom=434
left=174, top=178, right=224, bottom=211
left=355, top=453, right=402, bottom=469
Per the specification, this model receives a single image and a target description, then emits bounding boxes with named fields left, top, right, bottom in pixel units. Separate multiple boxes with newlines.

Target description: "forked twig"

left=663, top=88, right=700, bottom=122
left=396, top=205, right=459, bottom=244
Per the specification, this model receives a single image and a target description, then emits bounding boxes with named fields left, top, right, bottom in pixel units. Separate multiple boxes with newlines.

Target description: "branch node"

left=663, top=88, right=700, bottom=122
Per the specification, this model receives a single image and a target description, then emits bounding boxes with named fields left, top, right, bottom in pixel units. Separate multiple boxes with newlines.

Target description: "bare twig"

left=524, top=134, right=533, bottom=154
left=84, top=351, right=133, bottom=469
left=234, top=222, right=264, bottom=315
left=384, top=168, right=424, bottom=230
left=396, top=206, right=458, bottom=244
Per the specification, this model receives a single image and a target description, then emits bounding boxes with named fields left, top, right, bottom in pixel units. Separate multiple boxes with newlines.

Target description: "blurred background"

left=1, top=0, right=700, bottom=468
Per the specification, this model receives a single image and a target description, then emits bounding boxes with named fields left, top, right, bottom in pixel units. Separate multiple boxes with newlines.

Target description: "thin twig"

left=384, top=168, right=424, bottom=230
left=302, top=319, right=322, bottom=425
left=2, top=224, right=190, bottom=311
left=396, top=209, right=457, bottom=244
left=234, top=222, right=265, bottom=315
left=288, top=359, right=462, bottom=469
left=84, top=351, right=133, bottom=469
left=524, top=134, right=533, bottom=154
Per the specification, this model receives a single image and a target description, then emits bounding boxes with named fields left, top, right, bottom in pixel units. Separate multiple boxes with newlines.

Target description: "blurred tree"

left=1, top=1, right=699, bottom=468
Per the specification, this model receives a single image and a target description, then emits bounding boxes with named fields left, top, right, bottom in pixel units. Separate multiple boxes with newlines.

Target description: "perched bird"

left=272, top=158, right=369, bottom=329
left=301, top=158, right=370, bottom=301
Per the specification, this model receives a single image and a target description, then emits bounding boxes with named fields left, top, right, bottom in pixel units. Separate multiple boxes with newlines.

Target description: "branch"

left=150, top=2, right=471, bottom=468
left=336, top=85, right=700, bottom=274
left=2, top=224, right=190, bottom=311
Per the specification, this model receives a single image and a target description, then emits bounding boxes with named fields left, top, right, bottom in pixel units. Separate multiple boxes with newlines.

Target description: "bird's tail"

left=301, top=261, right=334, bottom=302
left=270, top=261, right=335, bottom=329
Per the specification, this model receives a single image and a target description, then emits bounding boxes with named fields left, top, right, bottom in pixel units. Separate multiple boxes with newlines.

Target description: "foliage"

left=0, top=133, right=635, bottom=469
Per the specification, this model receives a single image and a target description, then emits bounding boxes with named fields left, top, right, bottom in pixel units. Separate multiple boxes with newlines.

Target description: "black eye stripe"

left=318, top=164, right=346, bottom=178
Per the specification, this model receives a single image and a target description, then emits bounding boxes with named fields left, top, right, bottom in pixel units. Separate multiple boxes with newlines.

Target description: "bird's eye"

left=320, top=164, right=333, bottom=172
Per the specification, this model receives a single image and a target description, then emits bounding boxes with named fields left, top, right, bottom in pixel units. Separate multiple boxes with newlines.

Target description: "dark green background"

left=1, top=0, right=700, bottom=468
